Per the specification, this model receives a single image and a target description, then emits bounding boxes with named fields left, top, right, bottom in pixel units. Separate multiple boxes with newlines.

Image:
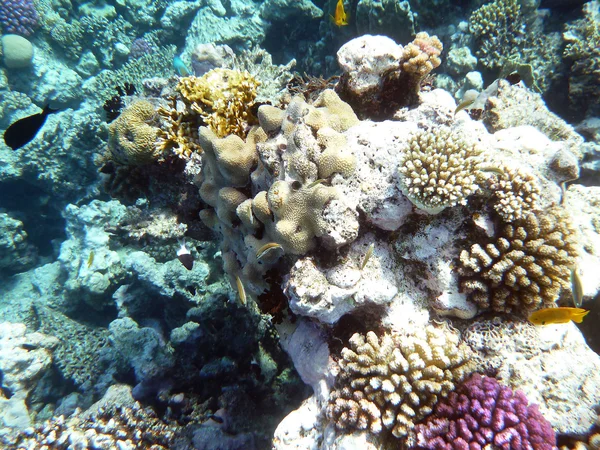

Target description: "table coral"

left=107, top=100, right=162, bottom=165
left=327, top=325, right=474, bottom=439
left=458, top=206, right=579, bottom=315
left=398, top=127, right=482, bottom=214
left=413, top=374, right=556, bottom=450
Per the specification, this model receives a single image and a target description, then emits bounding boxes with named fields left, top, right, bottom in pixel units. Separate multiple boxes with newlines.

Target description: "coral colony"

left=1, top=0, right=600, bottom=449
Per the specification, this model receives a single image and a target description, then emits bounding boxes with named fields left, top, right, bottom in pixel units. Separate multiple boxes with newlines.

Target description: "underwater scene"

left=1, top=0, right=600, bottom=448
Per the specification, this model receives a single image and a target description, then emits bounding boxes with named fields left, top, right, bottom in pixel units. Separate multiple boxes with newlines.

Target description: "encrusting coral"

left=413, top=374, right=556, bottom=450
left=107, top=100, right=162, bottom=165
left=327, top=325, right=474, bottom=440
left=458, top=206, right=579, bottom=315
left=398, top=127, right=482, bottom=214
left=177, top=68, right=260, bottom=138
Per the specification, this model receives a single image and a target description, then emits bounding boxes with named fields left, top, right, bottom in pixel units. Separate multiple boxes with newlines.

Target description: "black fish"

left=177, top=240, right=194, bottom=270
left=3, top=105, right=58, bottom=150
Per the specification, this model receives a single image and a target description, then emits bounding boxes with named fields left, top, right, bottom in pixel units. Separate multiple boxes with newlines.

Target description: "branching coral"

left=458, top=206, right=579, bottom=315
left=401, top=32, right=442, bottom=79
left=177, top=69, right=260, bottom=138
left=414, top=374, right=556, bottom=450
left=107, top=100, right=162, bottom=165
left=483, top=164, right=542, bottom=222
left=398, top=127, right=482, bottom=214
left=156, top=98, right=204, bottom=159
left=469, top=0, right=524, bottom=70
left=327, top=325, right=474, bottom=439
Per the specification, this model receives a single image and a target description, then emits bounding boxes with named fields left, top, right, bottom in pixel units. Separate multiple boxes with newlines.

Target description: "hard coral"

left=414, top=374, right=556, bottom=450
left=156, top=98, right=204, bottom=160
left=398, top=127, right=482, bottom=214
left=108, top=100, right=162, bottom=165
left=458, top=206, right=579, bottom=315
left=0, top=0, right=39, bottom=36
left=177, top=68, right=260, bottom=138
left=401, top=32, right=443, bottom=79
left=327, top=325, right=474, bottom=439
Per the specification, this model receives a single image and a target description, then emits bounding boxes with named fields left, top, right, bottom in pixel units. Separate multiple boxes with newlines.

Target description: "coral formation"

left=414, top=374, right=556, bottom=450
left=177, top=69, right=260, bottom=138
left=327, top=325, right=474, bottom=439
left=0, top=211, right=37, bottom=273
left=398, top=127, right=482, bottom=214
left=0, top=0, right=39, bottom=36
left=483, top=164, right=542, bottom=222
left=107, top=100, right=162, bottom=165
left=469, top=0, right=523, bottom=70
left=401, top=32, right=443, bottom=81
left=156, top=98, right=204, bottom=159
left=458, top=207, right=579, bottom=315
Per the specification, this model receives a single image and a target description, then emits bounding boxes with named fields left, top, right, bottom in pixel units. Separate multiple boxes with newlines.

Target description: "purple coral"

left=414, top=374, right=556, bottom=450
left=0, top=0, right=39, bottom=36
left=129, top=38, right=154, bottom=60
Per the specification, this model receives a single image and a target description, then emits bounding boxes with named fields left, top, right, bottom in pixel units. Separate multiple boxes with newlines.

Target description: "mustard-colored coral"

left=155, top=99, right=203, bottom=159
left=327, top=325, right=474, bottom=439
left=458, top=207, right=579, bottom=315
left=107, top=100, right=162, bottom=165
left=177, top=69, right=260, bottom=138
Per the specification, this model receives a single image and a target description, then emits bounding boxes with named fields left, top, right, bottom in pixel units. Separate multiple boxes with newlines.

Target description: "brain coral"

left=108, top=100, right=162, bottom=165
left=398, top=127, right=482, bottom=214
left=327, top=325, right=474, bottom=439
left=414, top=374, right=556, bottom=450
left=458, top=206, right=579, bottom=315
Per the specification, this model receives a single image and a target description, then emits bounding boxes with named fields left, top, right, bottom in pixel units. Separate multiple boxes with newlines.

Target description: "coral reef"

left=414, top=374, right=556, bottom=450
left=458, top=207, right=579, bottom=315
left=398, top=127, right=482, bottom=214
left=177, top=69, right=260, bottom=138
left=0, top=0, right=38, bottom=36
left=107, top=100, right=162, bottom=165
left=327, top=325, right=474, bottom=439
left=563, top=0, right=600, bottom=119
left=0, top=211, right=37, bottom=273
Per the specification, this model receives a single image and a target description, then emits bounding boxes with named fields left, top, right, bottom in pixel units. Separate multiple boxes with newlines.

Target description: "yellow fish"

left=528, top=307, right=589, bottom=325
left=331, top=0, right=349, bottom=26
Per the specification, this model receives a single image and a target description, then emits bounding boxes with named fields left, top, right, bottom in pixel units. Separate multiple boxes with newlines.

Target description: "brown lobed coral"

left=327, top=325, right=474, bottom=439
left=458, top=206, right=579, bottom=315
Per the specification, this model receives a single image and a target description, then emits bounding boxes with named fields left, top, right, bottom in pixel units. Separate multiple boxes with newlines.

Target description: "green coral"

left=327, top=324, right=474, bottom=439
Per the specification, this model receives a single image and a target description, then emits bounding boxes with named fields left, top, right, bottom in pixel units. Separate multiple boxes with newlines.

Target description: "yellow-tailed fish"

left=570, top=267, right=584, bottom=308
left=479, top=166, right=507, bottom=179
left=86, top=250, right=95, bottom=269
left=330, top=0, right=349, bottom=26
left=307, top=179, right=328, bottom=189
left=236, top=276, right=246, bottom=306
left=528, top=307, right=589, bottom=325
left=454, top=90, right=479, bottom=115
left=256, top=242, right=283, bottom=261
left=360, top=243, right=374, bottom=270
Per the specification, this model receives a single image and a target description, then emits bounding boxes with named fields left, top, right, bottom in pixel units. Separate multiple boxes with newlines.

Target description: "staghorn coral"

left=414, top=374, right=556, bottom=450
left=483, top=163, right=542, bottom=222
left=177, top=69, right=260, bottom=138
left=398, top=127, right=482, bottom=214
left=458, top=206, right=579, bottom=315
left=327, top=325, right=474, bottom=439
left=107, top=100, right=162, bottom=165
left=469, top=0, right=524, bottom=70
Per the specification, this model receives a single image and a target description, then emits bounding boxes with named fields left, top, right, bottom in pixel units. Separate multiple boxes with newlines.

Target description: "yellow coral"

left=402, top=32, right=443, bottom=78
left=177, top=69, right=260, bottom=138
left=108, top=100, right=161, bottom=165
left=155, top=99, right=203, bottom=159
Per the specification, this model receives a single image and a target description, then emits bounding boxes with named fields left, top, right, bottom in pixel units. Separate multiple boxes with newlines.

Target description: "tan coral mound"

left=484, top=164, right=542, bottom=222
left=459, top=207, right=579, bottom=314
left=401, top=32, right=443, bottom=77
left=107, top=100, right=161, bottom=165
left=327, top=325, right=474, bottom=439
left=398, top=127, right=482, bottom=214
